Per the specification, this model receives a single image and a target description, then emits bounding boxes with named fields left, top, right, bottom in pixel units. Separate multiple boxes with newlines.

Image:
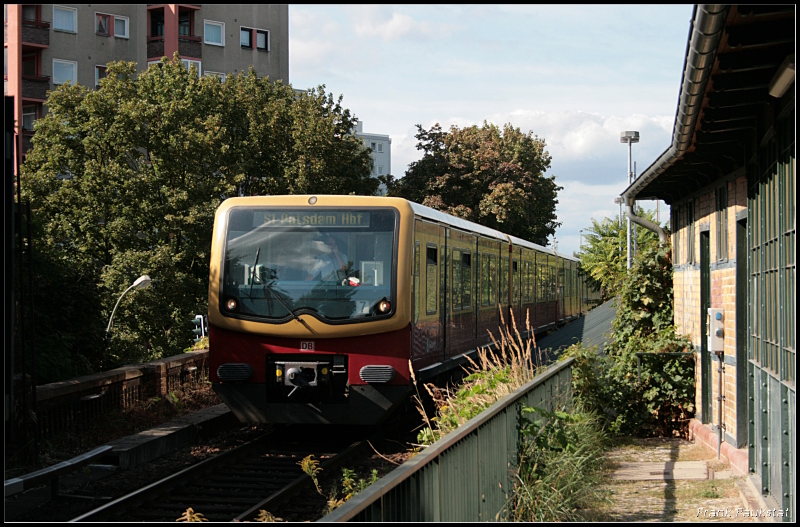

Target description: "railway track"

left=71, top=425, right=368, bottom=522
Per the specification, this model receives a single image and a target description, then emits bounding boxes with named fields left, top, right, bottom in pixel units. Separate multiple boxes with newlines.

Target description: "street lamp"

left=620, top=131, right=639, bottom=269
left=106, top=275, right=151, bottom=334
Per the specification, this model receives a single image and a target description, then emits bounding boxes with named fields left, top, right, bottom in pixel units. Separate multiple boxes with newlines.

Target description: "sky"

left=288, top=5, right=695, bottom=256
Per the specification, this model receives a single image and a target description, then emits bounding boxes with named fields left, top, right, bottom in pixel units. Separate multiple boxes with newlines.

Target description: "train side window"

left=426, top=245, right=438, bottom=314
left=452, top=249, right=462, bottom=310
left=488, top=254, right=496, bottom=306
left=462, top=252, right=471, bottom=309
left=481, top=254, right=489, bottom=306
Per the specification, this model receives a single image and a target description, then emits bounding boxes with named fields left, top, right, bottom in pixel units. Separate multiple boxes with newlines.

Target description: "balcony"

left=178, top=35, right=202, bottom=59
left=22, top=74, right=50, bottom=100
left=21, top=20, right=50, bottom=47
left=147, top=36, right=164, bottom=60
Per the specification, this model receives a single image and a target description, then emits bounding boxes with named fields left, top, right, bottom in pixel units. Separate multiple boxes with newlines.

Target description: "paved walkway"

left=584, top=436, right=776, bottom=522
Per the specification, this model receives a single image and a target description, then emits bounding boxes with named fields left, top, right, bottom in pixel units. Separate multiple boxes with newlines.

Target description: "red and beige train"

left=209, top=195, right=598, bottom=425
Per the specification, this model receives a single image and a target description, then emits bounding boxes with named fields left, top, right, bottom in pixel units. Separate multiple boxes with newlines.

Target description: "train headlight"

left=225, top=298, right=238, bottom=311
left=378, top=300, right=391, bottom=314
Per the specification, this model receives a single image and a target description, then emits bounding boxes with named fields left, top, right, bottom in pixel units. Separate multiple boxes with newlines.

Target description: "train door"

left=411, top=219, right=444, bottom=368
left=511, top=249, right=521, bottom=328
left=477, top=236, right=499, bottom=347
left=448, top=229, right=475, bottom=360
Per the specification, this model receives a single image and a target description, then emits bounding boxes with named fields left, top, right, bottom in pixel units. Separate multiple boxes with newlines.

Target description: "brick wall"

left=672, top=174, right=746, bottom=443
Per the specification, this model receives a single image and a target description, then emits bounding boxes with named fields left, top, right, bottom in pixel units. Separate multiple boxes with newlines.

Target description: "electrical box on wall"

left=708, top=308, right=724, bottom=354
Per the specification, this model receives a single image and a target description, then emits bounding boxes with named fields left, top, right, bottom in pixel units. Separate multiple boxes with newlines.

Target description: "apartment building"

left=5, top=4, right=288, bottom=159
left=354, top=120, right=391, bottom=195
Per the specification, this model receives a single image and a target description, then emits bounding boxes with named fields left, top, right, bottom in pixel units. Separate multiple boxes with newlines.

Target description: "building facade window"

left=204, top=20, right=224, bottom=46
left=715, top=185, right=728, bottom=261
left=178, top=8, right=194, bottom=37
left=53, top=59, right=77, bottom=85
left=114, top=15, right=129, bottom=39
left=95, top=65, right=107, bottom=88
left=53, top=5, right=77, bottom=33
left=182, top=59, right=202, bottom=76
left=22, top=52, right=39, bottom=76
left=150, top=9, right=164, bottom=37
left=96, top=13, right=111, bottom=35
left=686, top=200, right=695, bottom=264
left=256, top=29, right=269, bottom=51
left=22, top=5, right=38, bottom=22
left=240, top=28, right=252, bottom=48
left=377, top=143, right=383, bottom=152
left=204, top=71, right=226, bottom=82
left=22, top=106, right=37, bottom=132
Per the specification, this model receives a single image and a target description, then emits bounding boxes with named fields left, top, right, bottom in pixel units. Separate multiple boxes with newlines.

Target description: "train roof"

left=407, top=200, right=578, bottom=263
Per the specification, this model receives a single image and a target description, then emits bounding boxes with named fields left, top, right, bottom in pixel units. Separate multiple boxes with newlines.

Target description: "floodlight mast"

left=620, top=131, right=639, bottom=269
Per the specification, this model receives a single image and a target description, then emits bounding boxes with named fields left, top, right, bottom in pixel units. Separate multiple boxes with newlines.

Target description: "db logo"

left=300, top=341, right=315, bottom=351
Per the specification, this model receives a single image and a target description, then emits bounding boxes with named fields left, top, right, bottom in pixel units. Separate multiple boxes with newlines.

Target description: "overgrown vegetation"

left=562, top=243, right=694, bottom=437
left=509, top=404, right=608, bottom=521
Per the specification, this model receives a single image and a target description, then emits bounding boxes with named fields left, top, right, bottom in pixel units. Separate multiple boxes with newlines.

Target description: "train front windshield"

left=221, top=207, right=397, bottom=322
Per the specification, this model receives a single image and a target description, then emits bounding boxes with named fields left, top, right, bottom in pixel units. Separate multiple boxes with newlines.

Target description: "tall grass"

left=414, top=309, right=542, bottom=445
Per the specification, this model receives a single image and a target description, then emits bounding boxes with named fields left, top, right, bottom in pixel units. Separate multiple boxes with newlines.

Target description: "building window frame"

left=52, top=59, right=78, bottom=86
left=715, top=184, right=728, bottom=262
left=240, top=27, right=253, bottom=48
left=114, top=15, right=130, bottom=39
left=377, top=143, right=383, bottom=153
left=95, top=65, right=107, bottom=89
left=178, top=8, right=194, bottom=37
left=95, top=12, right=112, bottom=36
left=204, top=71, right=226, bottom=82
left=182, top=59, right=202, bottom=76
left=204, top=20, right=225, bottom=46
left=256, top=29, right=269, bottom=51
left=150, top=9, right=164, bottom=38
left=22, top=105, right=38, bottom=132
left=53, top=5, right=77, bottom=33
left=22, top=5, right=40, bottom=23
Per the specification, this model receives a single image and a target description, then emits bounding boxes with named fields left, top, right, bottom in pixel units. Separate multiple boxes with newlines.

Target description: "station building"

left=5, top=4, right=289, bottom=160
left=621, top=5, right=794, bottom=518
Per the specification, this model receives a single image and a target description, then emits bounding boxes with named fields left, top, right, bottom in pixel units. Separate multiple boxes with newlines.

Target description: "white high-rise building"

left=354, top=121, right=391, bottom=195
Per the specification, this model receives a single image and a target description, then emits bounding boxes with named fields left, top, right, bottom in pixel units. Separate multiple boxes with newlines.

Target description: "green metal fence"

left=319, top=357, right=575, bottom=522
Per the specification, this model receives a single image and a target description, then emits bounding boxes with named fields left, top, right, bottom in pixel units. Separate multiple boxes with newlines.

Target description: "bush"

left=561, top=243, right=695, bottom=437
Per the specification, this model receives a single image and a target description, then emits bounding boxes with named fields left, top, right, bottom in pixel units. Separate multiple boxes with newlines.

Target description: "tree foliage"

left=577, top=210, right=662, bottom=300
left=21, top=55, right=376, bottom=381
left=388, top=122, right=561, bottom=244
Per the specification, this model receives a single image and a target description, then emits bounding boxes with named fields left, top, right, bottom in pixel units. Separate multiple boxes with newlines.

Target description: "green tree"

left=389, top=122, right=561, bottom=244
left=577, top=210, right=662, bottom=301
left=21, top=56, right=376, bottom=380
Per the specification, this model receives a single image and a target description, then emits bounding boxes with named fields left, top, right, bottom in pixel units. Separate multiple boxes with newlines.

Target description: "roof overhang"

left=622, top=4, right=795, bottom=205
